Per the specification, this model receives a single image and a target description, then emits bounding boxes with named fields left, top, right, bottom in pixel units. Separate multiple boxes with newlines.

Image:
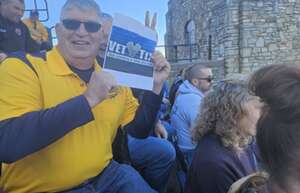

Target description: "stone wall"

left=238, top=0, right=300, bottom=73
left=165, top=0, right=227, bottom=62
left=165, top=0, right=300, bottom=77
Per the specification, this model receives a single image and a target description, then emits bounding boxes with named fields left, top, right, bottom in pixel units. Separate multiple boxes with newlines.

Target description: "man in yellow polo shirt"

left=0, top=0, right=170, bottom=192
left=23, top=10, right=51, bottom=50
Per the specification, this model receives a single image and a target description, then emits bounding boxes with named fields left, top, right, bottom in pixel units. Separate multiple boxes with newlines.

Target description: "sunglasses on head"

left=62, top=19, right=101, bottom=33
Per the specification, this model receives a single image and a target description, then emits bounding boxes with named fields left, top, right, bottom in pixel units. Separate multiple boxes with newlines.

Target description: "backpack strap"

left=0, top=51, right=46, bottom=177
left=5, top=51, right=46, bottom=77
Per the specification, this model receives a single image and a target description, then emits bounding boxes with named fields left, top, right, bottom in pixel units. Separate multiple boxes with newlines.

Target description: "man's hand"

left=154, top=121, right=168, bottom=139
left=145, top=11, right=158, bottom=41
left=152, top=51, right=171, bottom=94
left=83, top=71, right=117, bottom=108
left=0, top=52, right=7, bottom=63
left=145, top=11, right=157, bottom=30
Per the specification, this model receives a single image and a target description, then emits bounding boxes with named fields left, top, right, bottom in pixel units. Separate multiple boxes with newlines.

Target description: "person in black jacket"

left=0, top=0, right=40, bottom=62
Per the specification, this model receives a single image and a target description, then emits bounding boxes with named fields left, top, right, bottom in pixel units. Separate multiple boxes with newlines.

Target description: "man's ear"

left=191, top=78, right=198, bottom=86
left=55, top=23, right=61, bottom=39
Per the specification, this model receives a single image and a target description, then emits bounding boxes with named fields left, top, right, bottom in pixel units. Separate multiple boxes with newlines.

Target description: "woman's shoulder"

left=195, top=134, right=235, bottom=164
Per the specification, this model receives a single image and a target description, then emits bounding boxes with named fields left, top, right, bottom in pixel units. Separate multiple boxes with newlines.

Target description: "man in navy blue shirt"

left=0, top=0, right=40, bottom=62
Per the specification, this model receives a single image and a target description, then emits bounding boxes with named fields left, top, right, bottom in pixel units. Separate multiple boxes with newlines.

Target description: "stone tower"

left=165, top=0, right=300, bottom=78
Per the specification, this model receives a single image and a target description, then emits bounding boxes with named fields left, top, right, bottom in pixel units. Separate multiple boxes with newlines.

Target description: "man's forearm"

left=0, top=95, right=94, bottom=163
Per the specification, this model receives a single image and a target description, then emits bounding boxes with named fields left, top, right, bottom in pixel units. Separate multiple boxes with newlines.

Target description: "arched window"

left=185, top=20, right=196, bottom=44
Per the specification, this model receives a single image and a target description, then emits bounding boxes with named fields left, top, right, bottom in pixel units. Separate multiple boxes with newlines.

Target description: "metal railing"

left=24, top=0, right=50, bottom=22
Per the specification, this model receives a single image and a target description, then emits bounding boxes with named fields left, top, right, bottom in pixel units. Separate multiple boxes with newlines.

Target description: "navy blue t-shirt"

left=185, top=134, right=258, bottom=193
left=69, top=65, right=94, bottom=83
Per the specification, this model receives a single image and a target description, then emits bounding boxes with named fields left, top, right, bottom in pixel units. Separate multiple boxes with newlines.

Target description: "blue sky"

left=24, top=0, right=169, bottom=45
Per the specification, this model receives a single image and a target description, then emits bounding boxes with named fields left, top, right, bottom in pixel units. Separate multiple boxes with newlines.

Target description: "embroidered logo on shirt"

left=15, top=28, right=22, bottom=36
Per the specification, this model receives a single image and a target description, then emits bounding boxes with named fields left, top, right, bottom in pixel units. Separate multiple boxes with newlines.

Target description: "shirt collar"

left=47, top=46, right=101, bottom=76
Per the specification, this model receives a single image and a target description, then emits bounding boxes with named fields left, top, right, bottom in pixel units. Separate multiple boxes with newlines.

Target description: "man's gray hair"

left=60, top=0, right=102, bottom=20
left=102, top=12, right=113, bottom=21
left=184, top=64, right=209, bottom=82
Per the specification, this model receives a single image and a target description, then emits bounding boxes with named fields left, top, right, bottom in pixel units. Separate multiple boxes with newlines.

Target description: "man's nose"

left=76, top=23, right=89, bottom=35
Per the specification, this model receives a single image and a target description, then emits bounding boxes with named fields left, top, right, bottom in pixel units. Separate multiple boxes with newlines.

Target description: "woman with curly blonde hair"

left=185, top=79, right=261, bottom=193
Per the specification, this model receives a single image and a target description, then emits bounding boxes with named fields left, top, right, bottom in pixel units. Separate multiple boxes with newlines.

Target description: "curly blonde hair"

left=192, top=79, right=258, bottom=149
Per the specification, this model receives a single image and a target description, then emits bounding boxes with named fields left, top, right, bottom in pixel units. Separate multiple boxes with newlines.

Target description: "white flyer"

left=103, top=13, right=157, bottom=90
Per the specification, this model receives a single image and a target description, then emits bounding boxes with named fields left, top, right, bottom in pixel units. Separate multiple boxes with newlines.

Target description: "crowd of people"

left=0, top=0, right=300, bottom=193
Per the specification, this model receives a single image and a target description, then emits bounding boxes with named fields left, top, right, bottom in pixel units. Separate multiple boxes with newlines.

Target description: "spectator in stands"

left=171, top=64, right=213, bottom=166
left=249, top=65, right=300, bottom=193
left=156, top=80, right=174, bottom=139
left=169, top=67, right=185, bottom=108
left=23, top=10, right=51, bottom=51
left=0, top=0, right=40, bottom=62
left=185, top=79, right=261, bottom=193
left=96, top=12, right=175, bottom=193
left=96, top=12, right=113, bottom=65
left=0, top=0, right=170, bottom=192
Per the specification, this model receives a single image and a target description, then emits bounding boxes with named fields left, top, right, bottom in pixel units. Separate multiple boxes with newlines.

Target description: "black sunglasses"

left=196, top=76, right=213, bottom=82
left=62, top=19, right=101, bottom=33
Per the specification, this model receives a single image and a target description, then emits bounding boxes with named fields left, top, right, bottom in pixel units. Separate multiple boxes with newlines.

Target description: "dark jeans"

left=128, top=135, right=176, bottom=193
left=60, top=160, right=157, bottom=193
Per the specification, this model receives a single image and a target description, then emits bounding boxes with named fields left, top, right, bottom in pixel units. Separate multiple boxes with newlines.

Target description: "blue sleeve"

left=124, top=91, right=162, bottom=138
left=0, top=95, right=94, bottom=163
left=163, top=81, right=169, bottom=98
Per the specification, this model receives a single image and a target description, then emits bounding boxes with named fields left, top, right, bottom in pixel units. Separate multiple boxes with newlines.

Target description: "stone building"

left=165, top=0, right=300, bottom=79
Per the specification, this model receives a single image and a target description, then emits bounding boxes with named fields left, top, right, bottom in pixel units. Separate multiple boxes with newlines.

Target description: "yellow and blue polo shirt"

left=0, top=47, right=139, bottom=193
